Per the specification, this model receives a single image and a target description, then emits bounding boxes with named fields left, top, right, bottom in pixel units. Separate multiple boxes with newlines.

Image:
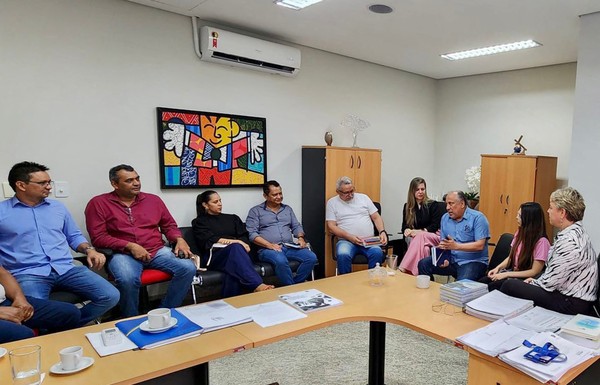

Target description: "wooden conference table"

left=1, top=271, right=599, bottom=385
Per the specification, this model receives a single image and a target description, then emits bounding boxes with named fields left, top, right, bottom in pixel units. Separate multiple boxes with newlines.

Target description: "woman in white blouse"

left=500, top=187, right=598, bottom=315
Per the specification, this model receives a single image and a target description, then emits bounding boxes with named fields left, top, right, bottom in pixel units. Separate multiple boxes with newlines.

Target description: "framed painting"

left=157, top=107, right=267, bottom=188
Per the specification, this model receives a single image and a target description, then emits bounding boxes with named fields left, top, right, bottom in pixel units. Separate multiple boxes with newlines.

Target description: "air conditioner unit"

left=199, top=26, right=301, bottom=77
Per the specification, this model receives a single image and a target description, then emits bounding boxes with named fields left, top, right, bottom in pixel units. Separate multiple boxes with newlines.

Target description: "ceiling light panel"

left=441, top=40, right=542, bottom=61
left=274, top=0, right=323, bottom=10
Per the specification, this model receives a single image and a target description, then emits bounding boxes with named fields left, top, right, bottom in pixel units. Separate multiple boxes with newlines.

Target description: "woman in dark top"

left=192, top=191, right=273, bottom=297
left=398, top=177, right=444, bottom=275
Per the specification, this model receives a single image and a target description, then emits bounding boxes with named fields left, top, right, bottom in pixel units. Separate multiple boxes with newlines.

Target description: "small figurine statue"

left=324, top=131, right=333, bottom=146
left=513, top=135, right=527, bottom=155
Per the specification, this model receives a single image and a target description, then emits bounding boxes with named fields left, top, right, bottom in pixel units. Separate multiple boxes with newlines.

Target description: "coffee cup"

left=416, top=275, right=431, bottom=289
left=147, top=308, right=171, bottom=329
left=59, top=346, right=83, bottom=371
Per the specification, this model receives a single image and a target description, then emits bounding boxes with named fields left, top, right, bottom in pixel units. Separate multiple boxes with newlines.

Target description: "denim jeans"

left=108, top=246, right=196, bottom=317
left=257, top=245, right=317, bottom=285
left=417, top=258, right=487, bottom=281
left=335, top=240, right=384, bottom=275
left=15, top=266, right=120, bottom=326
left=0, top=296, right=81, bottom=343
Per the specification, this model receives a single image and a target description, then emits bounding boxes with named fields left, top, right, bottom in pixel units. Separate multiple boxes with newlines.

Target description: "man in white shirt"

left=326, top=176, right=387, bottom=274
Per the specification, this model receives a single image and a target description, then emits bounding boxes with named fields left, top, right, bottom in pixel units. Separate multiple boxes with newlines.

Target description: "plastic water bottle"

left=369, top=262, right=386, bottom=286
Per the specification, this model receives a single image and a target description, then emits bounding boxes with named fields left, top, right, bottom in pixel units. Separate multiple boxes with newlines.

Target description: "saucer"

left=140, top=318, right=178, bottom=333
left=50, top=356, right=94, bottom=375
left=0, top=347, right=6, bottom=358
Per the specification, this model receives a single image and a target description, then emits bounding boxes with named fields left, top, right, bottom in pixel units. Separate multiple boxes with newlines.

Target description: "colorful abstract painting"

left=157, top=107, right=267, bottom=188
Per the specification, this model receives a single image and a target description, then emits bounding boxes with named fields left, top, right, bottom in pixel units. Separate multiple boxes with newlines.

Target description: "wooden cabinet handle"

left=499, top=194, right=503, bottom=204
left=350, top=155, right=354, bottom=168
left=506, top=195, right=510, bottom=206
left=357, top=156, right=362, bottom=168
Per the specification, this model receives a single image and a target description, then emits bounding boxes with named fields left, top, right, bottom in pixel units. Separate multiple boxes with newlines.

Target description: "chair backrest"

left=488, top=233, right=514, bottom=270
left=594, top=253, right=600, bottom=317
left=179, top=226, right=201, bottom=255
left=372, top=201, right=382, bottom=236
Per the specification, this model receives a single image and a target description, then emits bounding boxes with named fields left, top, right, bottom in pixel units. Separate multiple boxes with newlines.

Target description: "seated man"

left=0, top=265, right=80, bottom=343
left=0, top=161, right=119, bottom=326
left=246, top=180, right=317, bottom=286
left=85, top=164, right=196, bottom=317
left=326, top=176, right=387, bottom=275
left=417, top=191, right=489, bottom=281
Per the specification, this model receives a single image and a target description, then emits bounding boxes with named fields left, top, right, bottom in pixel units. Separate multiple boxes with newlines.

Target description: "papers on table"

left=178, top=300, right=252, bottom=333
left=240, top=300, right=307, bottom=327
left=457, top=320, right=532, bottom=357
left=505, top=306, right=573, bottom=333
left=440, top=279, right=488, bottom=307
left=560, top=314, right=600, bottom=340
left=499, top=331, right=597, bottom=383
left=86, top=329, right=138, bottom=356
left=279, top=289, right=343, bottom=313
left=465, top=289, right=533, bottom=321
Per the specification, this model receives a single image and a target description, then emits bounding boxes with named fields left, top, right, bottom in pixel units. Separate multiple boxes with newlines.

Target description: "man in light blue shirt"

left=246, top=180, right=317, bottom=286
left=0, top=162, right=119, bottom=325
left=418, top=191, right=489, bottom=281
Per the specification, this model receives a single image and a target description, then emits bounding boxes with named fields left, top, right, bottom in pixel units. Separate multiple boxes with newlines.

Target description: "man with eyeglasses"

left=326, top=176, right=387, bottom=275
left=0, top=161, right=120, bottom=326
left=417, top=191, right=490, bottom=281
left=85, top=164, right=196, bottom=317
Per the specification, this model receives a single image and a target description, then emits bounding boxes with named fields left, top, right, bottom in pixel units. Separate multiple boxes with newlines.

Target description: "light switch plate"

left=53, top=181, right=69, bottom=198
left=2, top=182, right=13, bottom=198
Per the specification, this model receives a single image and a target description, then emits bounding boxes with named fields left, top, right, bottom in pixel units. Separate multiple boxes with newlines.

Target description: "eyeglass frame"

left=26, top=180, right=54, bottom=188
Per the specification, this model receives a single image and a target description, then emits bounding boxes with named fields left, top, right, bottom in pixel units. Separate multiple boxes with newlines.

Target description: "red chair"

left=138, top=269, right=172, bottom=312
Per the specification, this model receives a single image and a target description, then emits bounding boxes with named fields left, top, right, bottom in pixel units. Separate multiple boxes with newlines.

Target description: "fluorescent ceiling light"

left=441, top=40, right=542, bottom=61
left=274, top=0, right=323, bottom=10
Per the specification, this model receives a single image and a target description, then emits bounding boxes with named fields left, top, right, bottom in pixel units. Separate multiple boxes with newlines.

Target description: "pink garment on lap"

left=399, top=231, right=441, bottom=275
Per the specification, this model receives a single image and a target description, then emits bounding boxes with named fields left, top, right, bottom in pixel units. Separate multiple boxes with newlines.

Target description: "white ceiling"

left=127, top=0, right=600, bottom=79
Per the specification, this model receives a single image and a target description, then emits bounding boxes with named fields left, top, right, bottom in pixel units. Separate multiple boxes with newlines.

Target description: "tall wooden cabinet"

left=479, top=154, right=557, bottom=243
left=302, top=146, right=382, bottom=278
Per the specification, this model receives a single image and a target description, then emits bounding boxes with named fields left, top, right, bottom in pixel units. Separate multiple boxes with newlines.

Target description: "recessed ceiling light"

left=368, top=4, right=393, bottom=14
left=274, top=0, right=323, bottom=10
left=441, top=39, right=542, bottom=61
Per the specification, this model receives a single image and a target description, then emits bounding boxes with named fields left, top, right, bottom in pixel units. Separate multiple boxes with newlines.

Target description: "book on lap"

left=115, top=308, right=203, bottom=349
left=360, top=236, right=382, bottom=247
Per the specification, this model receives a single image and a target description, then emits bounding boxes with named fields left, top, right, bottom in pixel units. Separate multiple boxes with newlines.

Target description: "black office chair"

left=331, top=201, right=385, bottom=275
left=593, top=253, right=600, bottom=317
left=487, top=233, right=514, bottom=271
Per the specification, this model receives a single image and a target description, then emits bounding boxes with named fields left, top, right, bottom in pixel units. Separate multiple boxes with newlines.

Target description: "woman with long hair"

left=480, top=202, right=550, bottom=291
left=191, top=191, right=273, bottom=298
left=501, top=188, right=598, bottom=315
left=398, top=177, right=444, bottom=275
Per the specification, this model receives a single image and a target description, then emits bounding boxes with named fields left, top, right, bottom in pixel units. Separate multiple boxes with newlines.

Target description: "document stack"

left=439, top=279, right=488, bottom=307
left=560, top=314, right=600, bottom=341
left=465, top=290, right=534, bottom=321
left=360, top=236, right=382, bottom=247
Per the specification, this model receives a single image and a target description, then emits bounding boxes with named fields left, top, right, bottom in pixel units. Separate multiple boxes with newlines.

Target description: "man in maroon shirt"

left=85, top=164, right=196, bottom=317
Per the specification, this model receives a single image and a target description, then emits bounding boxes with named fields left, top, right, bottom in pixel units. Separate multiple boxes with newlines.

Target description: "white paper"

left=457, top=320, right=534, bottom=357
left=240, top=300, right=307, bottom=327
left=505, top=307, right=574, bottom=333
left=466, top=290, right=533, bottom=320
left=178, top=300, right=252, bottom=332
left=85, top=330, right=137, bottom=356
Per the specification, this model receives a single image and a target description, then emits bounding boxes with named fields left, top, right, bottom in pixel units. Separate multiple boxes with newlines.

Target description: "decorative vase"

left=324, top=131, right=333, bottom=146
left=352, top=132, right=358, bottom=147
left=468, top=199, right=479, bottom=210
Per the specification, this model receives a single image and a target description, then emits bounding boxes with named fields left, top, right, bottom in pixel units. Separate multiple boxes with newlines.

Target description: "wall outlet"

left=54, top=181, right=70, bottom=198
left=2, top=182, right=13, bottom=198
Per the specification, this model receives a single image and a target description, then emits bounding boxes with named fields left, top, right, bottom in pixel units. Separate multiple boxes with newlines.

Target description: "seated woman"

left=479, top=202, right=549, bottom=291
left=500, top=188, right=598, bottom=315
left=192, top=191, right=273, bottom=298
left=398, top=177, right=444, bottom=275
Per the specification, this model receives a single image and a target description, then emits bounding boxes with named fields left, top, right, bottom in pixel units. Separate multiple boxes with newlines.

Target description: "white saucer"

left=50, top=356, right=94, bottom=375
left=139, top=318, right=178, bottom=333
left=0, top=347, right=6, bottom=358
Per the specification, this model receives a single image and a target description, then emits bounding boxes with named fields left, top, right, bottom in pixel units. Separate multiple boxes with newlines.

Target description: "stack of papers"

left=465, top=290, right=533, bottom=321
left=560, top=314, right=600, bottom=341
left=440, top=279, right=488, bottom=307
left=178, top=300, right=253, bottom=332
left=499, top=331, right=597, bottom=383
left=279, top=289, right=343, bottom=313
left=505, top=306, right=573, bottom=333
left=115, top=309, right=203, bottom=349
left=360, top=236, right=382, bottom=247
left=457, top=319, right=533, bottom=357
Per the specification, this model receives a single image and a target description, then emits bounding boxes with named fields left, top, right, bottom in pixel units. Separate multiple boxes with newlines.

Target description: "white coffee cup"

left=147, top=308, right=171, bottom=329
left=59, top=346, right=83, bottom=371
left=416, top=275, right=431, bottom=289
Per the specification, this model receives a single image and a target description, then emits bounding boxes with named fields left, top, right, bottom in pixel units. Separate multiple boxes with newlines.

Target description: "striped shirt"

left=532, top=221, right=598, bottom=301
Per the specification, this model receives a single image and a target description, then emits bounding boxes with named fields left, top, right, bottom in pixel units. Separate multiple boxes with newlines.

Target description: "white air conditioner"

left=199, top=26, right=301, bottom=77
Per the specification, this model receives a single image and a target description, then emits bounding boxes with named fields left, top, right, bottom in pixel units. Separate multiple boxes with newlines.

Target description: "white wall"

left=434, top=64, right=577, bottom=196
left=0, top=0, right=437, bottom=236
left=569, top=12, right=600, bottom=246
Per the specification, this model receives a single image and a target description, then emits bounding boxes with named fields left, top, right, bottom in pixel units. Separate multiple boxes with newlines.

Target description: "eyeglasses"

left=28, top=180, right=54, bottom=188
left=432, top=302, right=463, bottom=316
left=337, top=189, right=355, bottom=196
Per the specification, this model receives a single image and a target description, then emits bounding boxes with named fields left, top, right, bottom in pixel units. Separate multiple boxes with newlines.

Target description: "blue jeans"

left=108, top=246, right=196, bottom=317
left=15, top=266, right=119, bottom=326
left=0, top=296, right=81, bottom=343
left=417, top=258, right=487, bottom=281
left=335, top=240, right=384, bottom=275
left=257, top=245, right=317, bottom=285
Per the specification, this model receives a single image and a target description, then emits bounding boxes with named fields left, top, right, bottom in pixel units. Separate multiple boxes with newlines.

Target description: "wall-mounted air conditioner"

left=198, top=26, right=301, bottom=77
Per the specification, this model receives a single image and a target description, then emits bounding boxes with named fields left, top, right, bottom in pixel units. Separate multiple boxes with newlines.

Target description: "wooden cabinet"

left=479, top=154, right=557, bottom=243
left=302, top=146, right=382, bottom=278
